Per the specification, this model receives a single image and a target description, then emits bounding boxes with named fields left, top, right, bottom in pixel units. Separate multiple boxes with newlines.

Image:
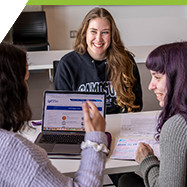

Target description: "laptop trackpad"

left=53, top=144, right=81, bottom=154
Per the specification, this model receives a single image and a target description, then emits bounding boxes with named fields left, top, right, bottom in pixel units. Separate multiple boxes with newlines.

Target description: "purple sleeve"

left=31, top=131, right=107, bottom=187
left=74, top=131, right=108, bottom=186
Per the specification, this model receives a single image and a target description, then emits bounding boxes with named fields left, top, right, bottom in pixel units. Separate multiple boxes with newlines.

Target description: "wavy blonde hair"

left=74, top=7, right=140, bottom=112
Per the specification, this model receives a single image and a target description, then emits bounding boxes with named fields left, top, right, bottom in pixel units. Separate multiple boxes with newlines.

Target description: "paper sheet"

left=110, top=111, right=160, bottom=160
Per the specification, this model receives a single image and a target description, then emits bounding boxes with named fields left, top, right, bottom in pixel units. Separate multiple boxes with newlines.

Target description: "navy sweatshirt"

left=54, top=51, right=143, bottom=114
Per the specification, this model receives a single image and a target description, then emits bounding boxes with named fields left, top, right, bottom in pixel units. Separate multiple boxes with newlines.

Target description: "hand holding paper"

left=135, top=142, right=154, bottom=164
left=110, top=111, right=160, bottom=160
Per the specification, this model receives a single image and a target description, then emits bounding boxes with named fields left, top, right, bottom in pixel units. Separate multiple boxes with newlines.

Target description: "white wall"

left=43, top=5, right=187, bottom=50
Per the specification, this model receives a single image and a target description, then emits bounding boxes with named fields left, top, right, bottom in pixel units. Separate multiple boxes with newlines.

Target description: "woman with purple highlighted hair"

left=119, top=42, right=187, bottom=187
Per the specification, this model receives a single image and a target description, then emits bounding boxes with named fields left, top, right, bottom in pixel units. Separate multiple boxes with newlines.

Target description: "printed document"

left=110, top=111, right=161, bottom=160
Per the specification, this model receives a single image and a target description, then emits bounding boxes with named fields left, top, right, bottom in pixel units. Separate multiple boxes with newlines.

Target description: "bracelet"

left=81, top=140, right=109, bottom=154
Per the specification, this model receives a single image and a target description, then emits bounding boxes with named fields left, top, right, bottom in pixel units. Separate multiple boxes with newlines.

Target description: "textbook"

left=110, top=111, right=161, bottom=160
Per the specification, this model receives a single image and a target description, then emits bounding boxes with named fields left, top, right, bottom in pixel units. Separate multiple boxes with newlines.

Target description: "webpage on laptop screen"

left=43, top=93, right=105, bottom=131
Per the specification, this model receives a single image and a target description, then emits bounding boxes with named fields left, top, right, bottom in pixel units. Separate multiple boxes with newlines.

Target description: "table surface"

left=27, top=45, right=158, bottom=71
left=22, top=113, right=141, bottom=177
left=27, top=50, right=72, bottom=70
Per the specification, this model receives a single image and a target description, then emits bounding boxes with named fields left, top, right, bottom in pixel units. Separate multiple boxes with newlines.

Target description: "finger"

left=142, top=143, right=153, bottom=151
left=87, top=100, right=99, bottom=116
left=142, top=142, right=148, bottom=146
left=144, top=144, right=154, bottom=154
left=138, top=142, right=145, bottom=148
left=145, top=144, right=152, bottom=150
left=82, top=102, right=92, bottom=124
left=139, top=142, right=144, bottom=146
left=87, top=100, right=97, bottom=118
left=87, top=100, right=98, bottom=111
left=137, top=142, right=148, bottom=152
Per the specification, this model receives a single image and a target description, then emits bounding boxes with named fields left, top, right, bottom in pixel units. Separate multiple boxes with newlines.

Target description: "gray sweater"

left=0, top=129, right=107, bottom=187
left=140, top=114, right=187, bottom=187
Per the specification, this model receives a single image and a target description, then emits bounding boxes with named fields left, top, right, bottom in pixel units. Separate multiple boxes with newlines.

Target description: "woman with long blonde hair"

left=55, top=7, right=142, bottom=114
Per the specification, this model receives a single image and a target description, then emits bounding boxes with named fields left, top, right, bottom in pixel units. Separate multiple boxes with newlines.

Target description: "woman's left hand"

left=135, top=142, right=154, bottom=164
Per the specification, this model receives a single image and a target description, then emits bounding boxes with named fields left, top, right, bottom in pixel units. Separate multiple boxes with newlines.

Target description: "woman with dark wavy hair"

left=119, top=42, right=187, bottom=187
left=0, top=42, right=108, bottom=186
left=0, top=42, right=32, bottom=131
left=55, top=7, right=142, bottom=114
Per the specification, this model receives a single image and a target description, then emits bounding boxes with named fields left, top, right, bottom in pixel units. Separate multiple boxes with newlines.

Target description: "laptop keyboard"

left=39, top=134, right=84, bottom=144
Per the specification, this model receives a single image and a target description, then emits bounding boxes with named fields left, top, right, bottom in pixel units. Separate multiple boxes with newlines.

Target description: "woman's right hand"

left=82, top=100, right=106, bottom=133
left=135, top=142, right=154, bottom=164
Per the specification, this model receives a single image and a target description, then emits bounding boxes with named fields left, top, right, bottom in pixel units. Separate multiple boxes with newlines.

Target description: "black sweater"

left=54, top=51, right=143, bottom=114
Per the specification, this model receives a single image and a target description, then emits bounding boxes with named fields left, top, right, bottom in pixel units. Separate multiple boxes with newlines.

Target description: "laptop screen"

left=42, top=91, right=106, bottom=132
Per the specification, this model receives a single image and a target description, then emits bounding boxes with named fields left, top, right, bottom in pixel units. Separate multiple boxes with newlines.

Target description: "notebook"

left=34, top=90, right=106, bottom=159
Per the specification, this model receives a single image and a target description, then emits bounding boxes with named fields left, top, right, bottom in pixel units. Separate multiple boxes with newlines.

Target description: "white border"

left=0, top=0, right=27, bottom=42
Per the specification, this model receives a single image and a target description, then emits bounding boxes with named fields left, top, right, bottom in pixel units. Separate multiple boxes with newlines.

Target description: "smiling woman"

left=148, top=71, right=167, bottom=107
left=54, top=7, right=143, bottom=115
left=118, top=42, right=187, bottom=187
left=86, top=17, right=111, bottom=60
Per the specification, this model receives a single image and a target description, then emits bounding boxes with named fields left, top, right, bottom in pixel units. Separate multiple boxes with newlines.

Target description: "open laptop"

left=34, top=90, right=106, bottom=159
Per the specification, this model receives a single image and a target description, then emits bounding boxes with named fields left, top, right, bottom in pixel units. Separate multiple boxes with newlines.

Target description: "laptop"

left=34, top=90, right=106, bottom=159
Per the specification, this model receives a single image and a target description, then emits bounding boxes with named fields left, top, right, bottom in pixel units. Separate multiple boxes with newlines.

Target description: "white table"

left=27, top=45, right=157, bottom=81
left=22, top=113, right=139, bottom=177
left=27, top=50, right=72, bottom=81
